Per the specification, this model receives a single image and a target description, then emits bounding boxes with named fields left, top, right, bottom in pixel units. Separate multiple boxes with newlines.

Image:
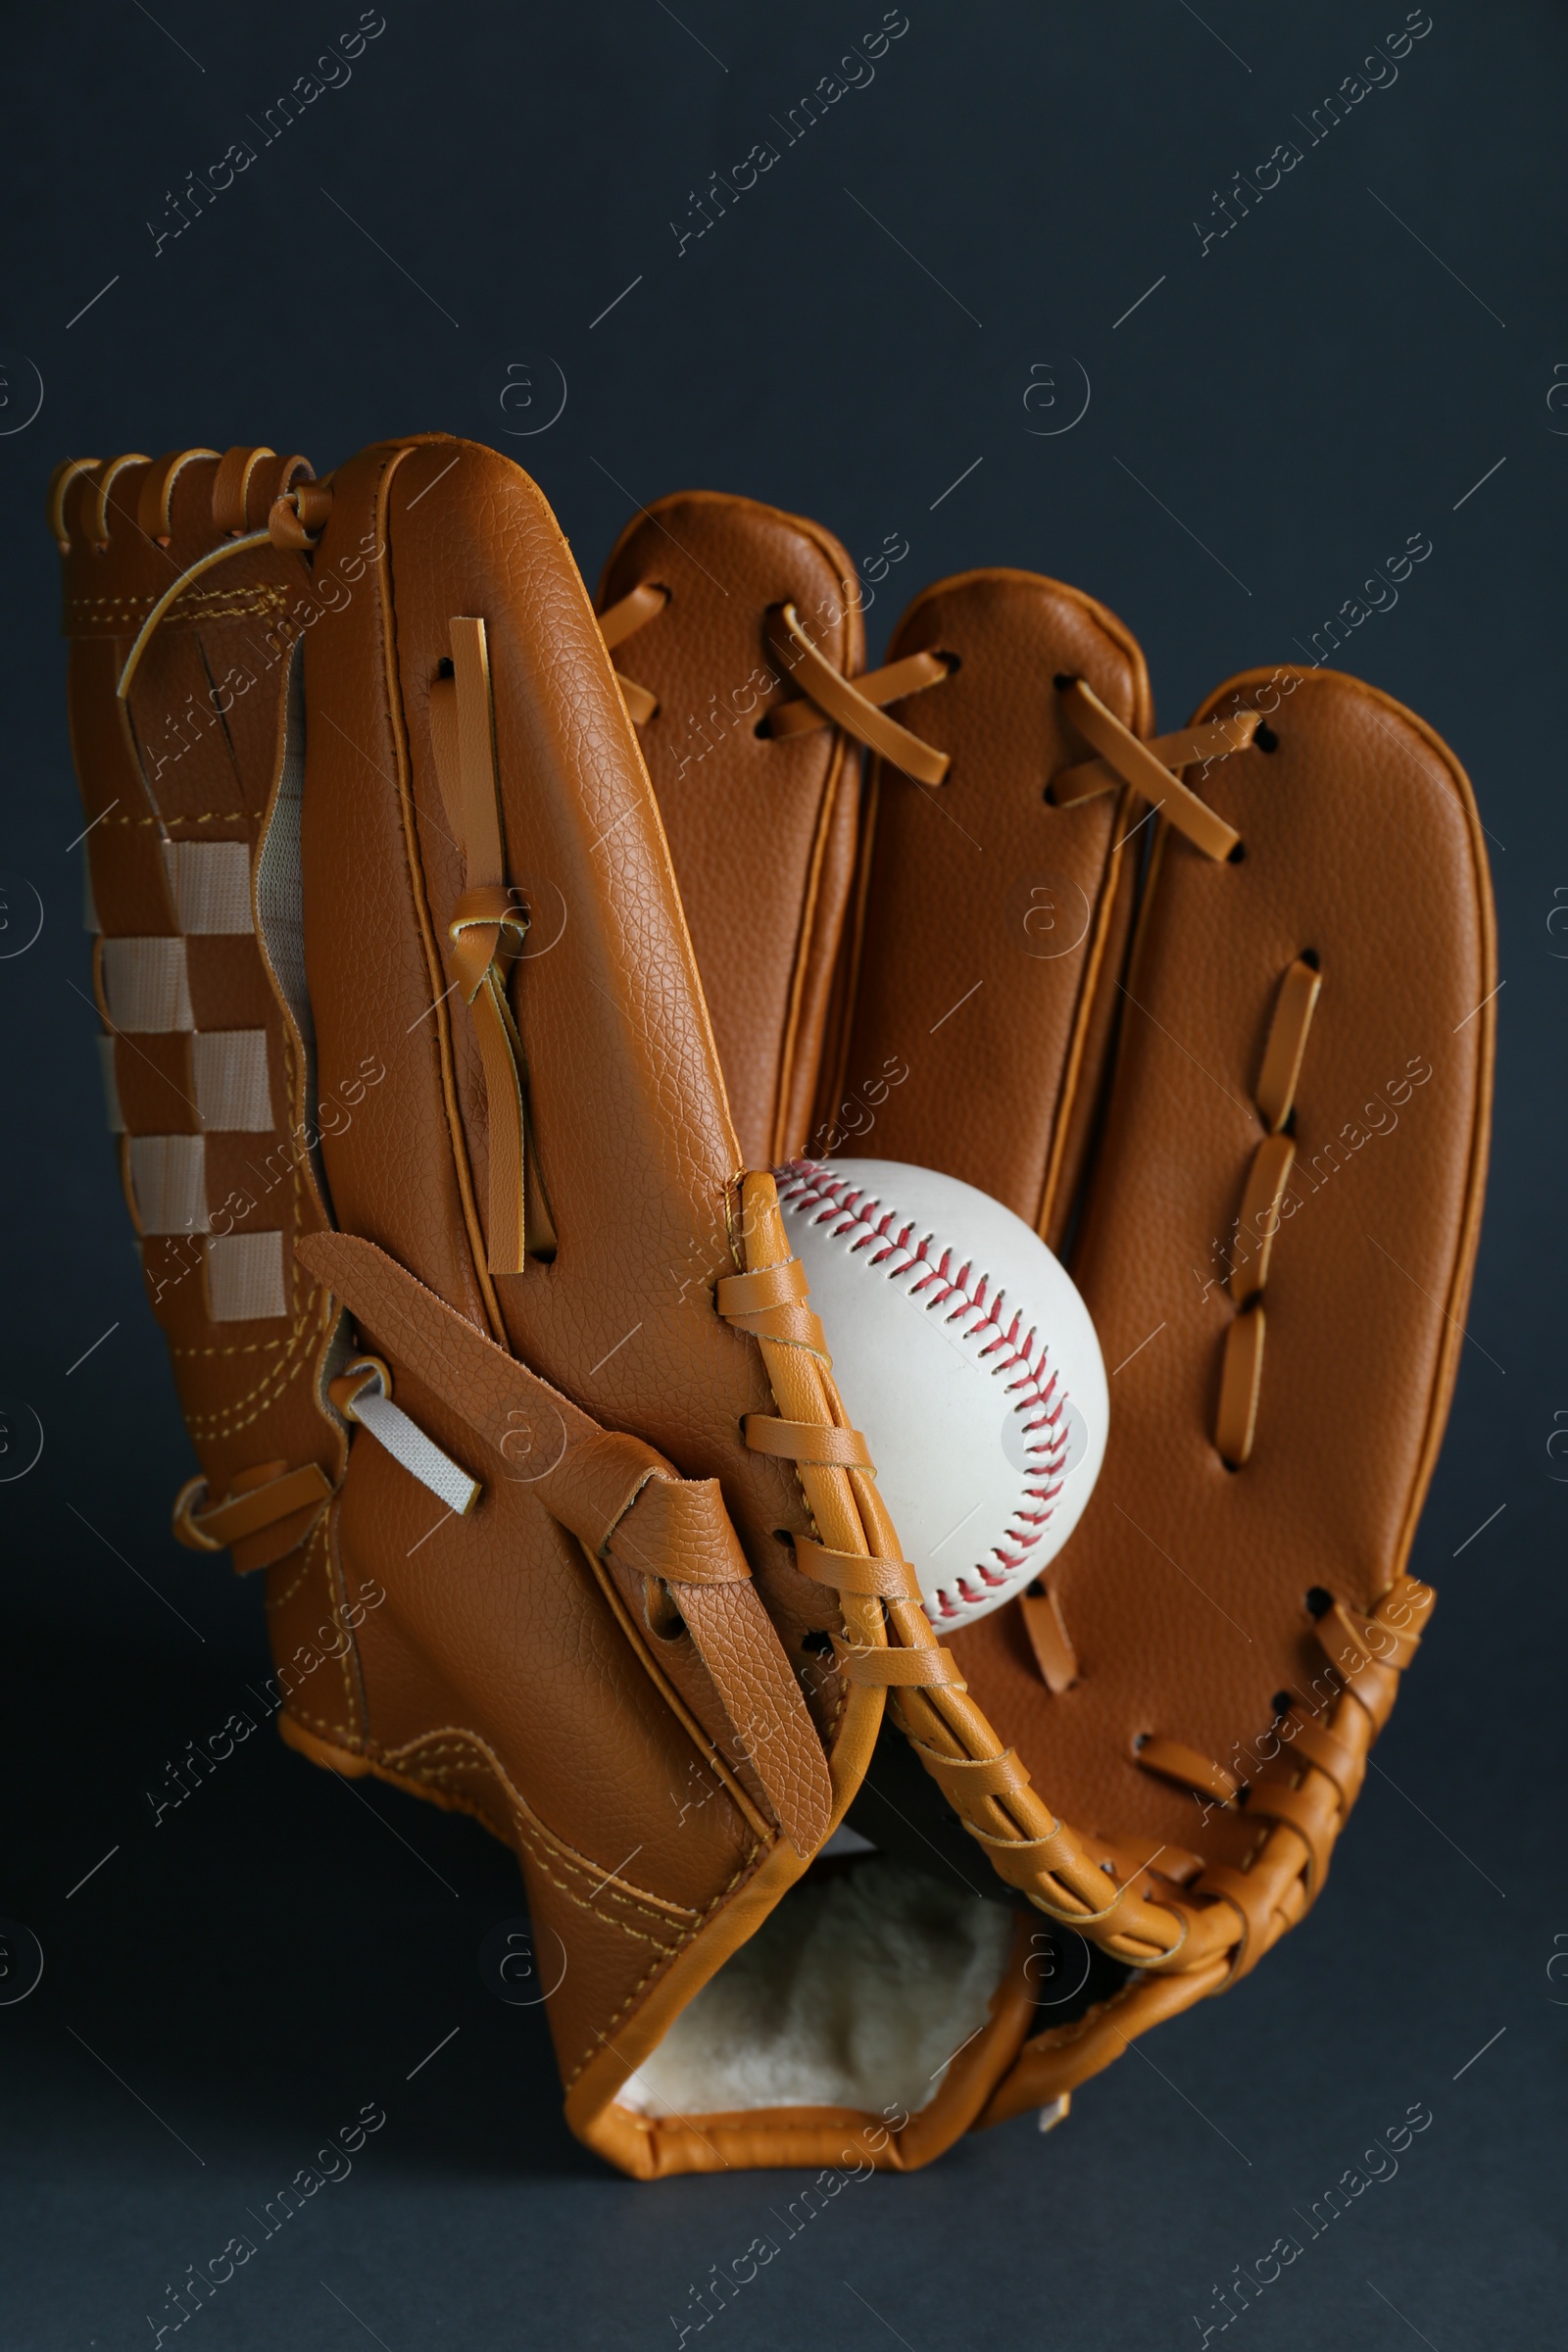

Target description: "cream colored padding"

left=206, top=1231, right=287, bottom=1322
left=616, top=1859, right=1014, bottom=2121
left=101, top=936, right=193, bottom=1032
left=193, top=1030, right=272, bottom=1131
left=165, top=839, right=253, bottom=934
left=127, top=1134, right=206, bottom=1233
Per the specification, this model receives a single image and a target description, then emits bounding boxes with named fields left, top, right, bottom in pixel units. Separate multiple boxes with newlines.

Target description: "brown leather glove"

left=52, top=447, right=1492, bottom=2176
left=54, top=440, right=1085, bottom=2181
left=638, top=550, right=1495, bottom=2127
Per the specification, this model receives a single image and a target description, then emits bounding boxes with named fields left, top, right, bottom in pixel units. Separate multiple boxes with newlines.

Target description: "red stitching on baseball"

left=777, top=1160, right=1073, bottom=1623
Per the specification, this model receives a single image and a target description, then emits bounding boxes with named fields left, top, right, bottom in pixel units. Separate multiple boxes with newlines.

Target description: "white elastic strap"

left=128, top=1134, right=206, bottom=1233
left=207, top=1231, right=287, bottom=1321
left=166, top=841, right=253, bottom=935
left=101, top=937, right=193, bottom=1032
left=193, top=1030, right=273, bottom=1131
left=347, top=1366, right=480, bottom=1517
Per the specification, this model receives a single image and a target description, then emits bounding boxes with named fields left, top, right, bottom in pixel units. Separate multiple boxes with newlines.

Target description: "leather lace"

left=1051, top=676, right=1258, bottom=860
left=598, top=586, right=953, bottom=778
left=428, top=616, right=556, bottom=1273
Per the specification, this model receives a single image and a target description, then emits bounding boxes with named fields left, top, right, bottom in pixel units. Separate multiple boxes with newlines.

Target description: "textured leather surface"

left=60, top=442, right=1492, bottom=2173
left=596, top=491, right=863, bottom=1165
left=823, top=568, right=1152, bottom=1246
left=52, top=449, right=346, bottom=1589
left=296, top=439, right=941, bottom=2166
left=296, top=1228, right=832, bottom=1855
left=953, top=662, right=1493, bottom=1926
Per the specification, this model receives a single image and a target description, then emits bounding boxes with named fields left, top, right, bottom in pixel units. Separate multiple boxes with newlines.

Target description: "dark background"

left=2, top=3, right=1563, bottom=2345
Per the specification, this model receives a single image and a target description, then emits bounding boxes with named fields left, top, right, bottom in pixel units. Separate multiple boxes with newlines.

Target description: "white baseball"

left=775, top=1159, right=1108, bottom=1630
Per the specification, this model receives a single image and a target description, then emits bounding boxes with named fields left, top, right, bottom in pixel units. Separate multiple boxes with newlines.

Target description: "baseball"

left=775, top=1158, right=1107, bottom=1630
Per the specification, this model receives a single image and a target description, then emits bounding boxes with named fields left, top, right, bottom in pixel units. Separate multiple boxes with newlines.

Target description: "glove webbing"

left=715, top=1191, right=1200, bottom=1967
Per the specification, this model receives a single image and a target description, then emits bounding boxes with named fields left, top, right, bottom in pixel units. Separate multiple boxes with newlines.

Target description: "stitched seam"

left=367, top=1727, right=698, bottom=1931
left=179, top=1283, right=327, bottom=1435
left=94, top=809, right=264, bottom=827
left=777, top=1163, right=1072, bottom=1621
left=265, top=1546, right=314, bottom=1610
left=175, top=1238, right=330, bottom=1434
left=323, top=1509, right=363, bottom=1743
left=282, top=1690, right=358, bottom=1740
left=401, top=1762, right=678, bottom=1948
left=66, top=586, right=288, bottom=623
left=564, top=1842, right=765, bottom=2090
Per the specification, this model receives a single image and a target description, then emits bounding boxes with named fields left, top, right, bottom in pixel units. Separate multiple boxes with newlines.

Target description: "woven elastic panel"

left=166, top=840, right=253, bottom=935
left=206, top=1230, right=286, bottom=1321
left=102, top=937, right=193, bottom=1032
left=128, top=1134, right=206, bottom=1233
left=192, top=1031, right=272, bottom=1131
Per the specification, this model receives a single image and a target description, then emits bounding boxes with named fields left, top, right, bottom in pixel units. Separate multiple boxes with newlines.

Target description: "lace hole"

left=1304, top=1586, right=1333, bottom=1619
left=1227, top=841, right=1247, bottom=864
left=1254, top=722, right=1280, bottom=753
left=938, top=649, right=962, bottom=676
left=802, top=1630, right=835, bottom=1658
left=1272, top=1690, right=1294, bottom=1717
left=1299, top=947, right=1320, bottom=969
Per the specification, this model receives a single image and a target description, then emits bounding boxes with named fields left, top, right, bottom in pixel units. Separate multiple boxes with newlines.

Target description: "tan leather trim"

left=573, top=1536, right=776, bottom=1846
left=766, top=606, right=949, bottom=786
left=1255, top=955, right=1322, bottom=1132
left=172, top=1459, right=332, bottom=1552
left=1036, top=778, right=1139, bottom=1244
left=1020, top=1586, right=1080, bottom=1692
left=764, top=649, right=950, bottom=740
left=977, top=1957, right=1234, bottom=2129
left=770, top=719, right=855, bottom=1164
left=1057, top=679, right=1241, bottom=861
left=371, top=443, right=504, bottom=1343
left=48, top=456, right=101, bottom=552
left=576, top=1895, right=1039, bottom=2178
left=134, top=448, right=220, bottom=545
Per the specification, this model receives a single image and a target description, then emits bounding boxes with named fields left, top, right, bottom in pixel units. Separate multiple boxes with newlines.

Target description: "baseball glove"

left=53, top=439, right=1065, bottom=2180
left=591, top=538, right=1494, bottom=2121
left=53, top=444, right=1492, bottom=2177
